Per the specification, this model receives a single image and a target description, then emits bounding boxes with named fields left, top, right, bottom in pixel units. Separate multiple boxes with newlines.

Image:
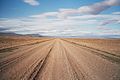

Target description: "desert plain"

left=0, top=36, right=120, bottom=80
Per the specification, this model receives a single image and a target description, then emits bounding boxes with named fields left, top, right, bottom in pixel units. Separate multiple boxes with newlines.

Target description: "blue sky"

left=0, top=0, right=120, bottom=37
left=0, top=0, right=103, bottom=18
left=0, top=0, right=119, bottom=18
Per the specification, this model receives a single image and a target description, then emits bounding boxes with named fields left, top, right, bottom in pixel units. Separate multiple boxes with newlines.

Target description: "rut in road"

left=28, top=45, right=54, bottom=80
left=61, top=39, right=120, bottom=80
left=0, top=39, right=54, bottom=80
left=35, top=39, right=82, bottom=80
left=62, top=39, right=120, bottom=64
left=60, top=41, right=90, bottom=80
left=0, top=40, right=53, bottom=70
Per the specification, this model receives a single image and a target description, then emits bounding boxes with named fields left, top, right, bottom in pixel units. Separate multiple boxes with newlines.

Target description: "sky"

left=0, top=0, right=120, bottom=37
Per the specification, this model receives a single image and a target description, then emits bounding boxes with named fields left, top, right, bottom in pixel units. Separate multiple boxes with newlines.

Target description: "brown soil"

left=0, top=38, right=120, bottom=80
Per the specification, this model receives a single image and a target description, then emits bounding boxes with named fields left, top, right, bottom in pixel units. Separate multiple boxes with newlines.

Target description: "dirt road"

left=0, top=39, right=120, bottom=80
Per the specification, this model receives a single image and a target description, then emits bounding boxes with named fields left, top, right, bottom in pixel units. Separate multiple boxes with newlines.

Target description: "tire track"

left=28, top=43, right=54, bottom=80
left=0, top=46, right=39, bottom=71
left=34, top=39, right=77, bottom=80
left=0, top=38, right=53, bottom=50
left=0, top=40, right=53, bottom=71
left=19, top=41, right=55, bottom=80
left=61, top=39, right=120, bottom=80
left=0, top=39, right=55, bottom=80
left=60, top=40, right=92, bottom=80
left=59, top=42, right=81, bottom=80
left=62, top=39, right=120, bottom=64
left=0, top=39, right=53, bottom=60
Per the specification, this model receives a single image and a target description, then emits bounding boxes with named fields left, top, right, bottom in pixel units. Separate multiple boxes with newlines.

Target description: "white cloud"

left=100, top=19, right=120, bottom=25
left=28, top=0, right=120, bottom=19
left=30, top=12, right=58, bottom=19
left=78, top=0, right=120, bottom=14
left=0, top=13, right=120, bottom=36
left=23, top=0, right=39, bottom=6
left=56, top=0, right=120, bottom=18
left=112, top=12, right=120, bottom=15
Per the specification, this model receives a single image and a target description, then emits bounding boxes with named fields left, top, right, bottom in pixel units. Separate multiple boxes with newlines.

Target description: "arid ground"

left=0, top=37, right=120, bottom=80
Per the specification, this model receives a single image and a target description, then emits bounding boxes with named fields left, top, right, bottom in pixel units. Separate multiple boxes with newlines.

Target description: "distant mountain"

left=25, top=34, right=43, bottom=37
left=0, top=32, right=43, bottom=37
left=0, top=32, right=119, bottom=38
left=0, top=32, right=22, bottom=36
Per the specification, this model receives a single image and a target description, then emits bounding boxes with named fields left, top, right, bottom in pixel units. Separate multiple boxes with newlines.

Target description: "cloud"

left=23, top=0, right=39, bottom=6
left=101, top=30, right=120, bottom=35
left=100, top=19, right=120, bottom=25
left=97, top=26, right=112, bottom=30
left=67, top=14, right=119, bottom=20
left=30, top=12, right=58, bottom=18
left=0, top=13, right=120, bottom=36
left=96, top=26, right=120, bottom=37
left=78, top=0, right=120, bottom=14
left=56, top=0, right=120, bottom=18
left=29, top=0, right=120, bottom=19
left=112, top=12, right=120, bottom=15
